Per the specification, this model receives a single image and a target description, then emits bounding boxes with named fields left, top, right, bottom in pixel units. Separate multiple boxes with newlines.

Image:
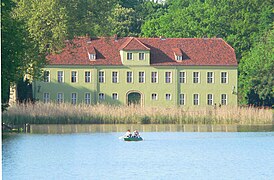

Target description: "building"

left=33, top=36, right=238, bottom=107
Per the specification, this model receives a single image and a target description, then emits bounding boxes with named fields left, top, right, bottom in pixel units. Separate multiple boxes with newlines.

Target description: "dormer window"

left=127, top=53, right=132, bottom=60
left=87, top=46, right=96, bottom=60
left=89, top=53, right=96, bottom=60
left=176, top=55, right=183, bottom=61
left=172, top=48, right=183, bottom=61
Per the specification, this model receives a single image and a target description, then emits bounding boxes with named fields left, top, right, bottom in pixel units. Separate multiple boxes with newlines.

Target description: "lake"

left=2, top=132, right=274, bottom=179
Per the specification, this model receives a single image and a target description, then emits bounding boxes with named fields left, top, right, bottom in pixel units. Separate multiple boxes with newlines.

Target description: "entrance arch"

left=126, top=91, right=143, bottom=106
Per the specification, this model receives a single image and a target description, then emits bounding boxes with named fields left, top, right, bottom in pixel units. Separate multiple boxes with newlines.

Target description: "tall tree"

left=13, top=0, right=68, bottom=53
left=239, top=29, right=274, bottom=106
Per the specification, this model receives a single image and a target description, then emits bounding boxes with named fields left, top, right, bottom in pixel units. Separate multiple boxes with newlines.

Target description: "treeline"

left=1, top=0, right=273, bottom=110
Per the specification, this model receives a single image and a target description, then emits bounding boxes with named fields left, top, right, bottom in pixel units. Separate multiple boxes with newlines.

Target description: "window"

left=85, top=71, right=91, bottom=83
left=85, top=93, right=91, bottom=104
left=71, top=93, right=77, bottom=105
left=221, top=72, right=227, bottom=83
left=112, top=71, right=118, bottom=83
left=139, top=53, right=145, bottom=60
left=57, top=93, right=63, bottom=103
left=99, top=71, right=105, bottom=83
left=221, top=94, right=227, bottom=105
left=44, top=71, right=50, bottom=82
left=112, top=93, right=118, bottom=100
left=165, top=72, right=172, bottom=83
left=89, top=54, right=96, bottom=60
left=139, top=72, right=145, bottom=83
left=99, top=93, right=105, bottom=100
left=151, top=72, right=158, bottom=83
left=127, top=53, right=132, bottom=60
left=179, top=94, right=185, bottom=105
left=207, top=72, right=213, bottom=83
left=207, top=94, right=213, bottom=105
left=193, top=72, right=199, bottom=83
left=43, top=93, right=50, bottom=103
left=166, top=94, right=171, bottom=101
left=176, top=55, right=183, bottom=60
left=152, top=93, right=157, bottom=100
left=57, top=71, right=63, bottom=83
left=193, top=94, right=199, bottom=105
left=71, top=71, right=77, bottom=83
left=179, top=72, right=186, bottom=83
left=127, top=72, right=133, bottom=83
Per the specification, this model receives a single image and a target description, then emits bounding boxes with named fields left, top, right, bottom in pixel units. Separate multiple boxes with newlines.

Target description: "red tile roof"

left=47, top=37, right=237, bottom=66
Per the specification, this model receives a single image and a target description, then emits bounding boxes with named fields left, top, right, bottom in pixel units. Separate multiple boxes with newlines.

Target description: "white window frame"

left=207, top=94, right=213, bottom=105
left=89, top=53, right=96, bottom=60
left=176, top=55, right=183, bottom=61
left=207, top=72, right=214, bottom=84
left=221, top=94, right=227, bottom=105
left=112, top=71, right=119, bottom=83
left=57, top=93, right=64, bottom=103
left=139, top=71, right=145, bottom=83
left=71, top=71, right=77, bottom=83
left=179, top=71, right=186, bottom=83
left=98, top=71, right=105, bottom=83
left=139, top=53, right=145, bottom=60
left=43, top=93, right=50, bottom=103
left=193, top=72, right=200, bottom=83
left=85, top=71, right=91, bottom=83
left=57, top=71, right=64, bottom=83
left=166, top=93, right=171, bottom=101
left=151, top=72, right=158, bottom=83
left=44, top=70, right=50, bottom=83
left=112, top=93, right=118, bottom=100
left=165, top=72, right=172, bottom=83
left=85, top=93, right=91, bottom=105
left=193, top=94, right=199, bottom=105
left=127, top=52, right=133, bottom=60
left=151, top=93, right=157, bottom=100
left=71, top=93, right=77, bottom=105
left=179, top=93, right=185, bottom=105
left=126, top=71, right=133, bottom=83
left=221, top=72, right=228, bottom=84
left=99, top=93, right=105, bottom=100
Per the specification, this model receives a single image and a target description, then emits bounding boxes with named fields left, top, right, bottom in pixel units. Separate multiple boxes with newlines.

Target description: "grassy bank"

left=2, top=103, right=273, bottom=125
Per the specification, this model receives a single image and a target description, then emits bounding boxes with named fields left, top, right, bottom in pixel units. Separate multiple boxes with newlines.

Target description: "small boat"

left=124, top=136, right=143, bottom=141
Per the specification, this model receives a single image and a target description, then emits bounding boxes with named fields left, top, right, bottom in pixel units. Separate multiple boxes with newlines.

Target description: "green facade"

left=34, top=51, right=238, bottom=107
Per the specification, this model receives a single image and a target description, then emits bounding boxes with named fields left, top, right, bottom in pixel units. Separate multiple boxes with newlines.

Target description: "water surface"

left=3, top=132, right=274, bottom=179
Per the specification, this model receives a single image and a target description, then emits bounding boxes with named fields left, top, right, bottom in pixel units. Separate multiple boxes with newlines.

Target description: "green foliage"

left=13, top=0, right=69, bottom=53
left=239, top=29, right=274, bottom=106
left=108, top=4, right=135, bottom=37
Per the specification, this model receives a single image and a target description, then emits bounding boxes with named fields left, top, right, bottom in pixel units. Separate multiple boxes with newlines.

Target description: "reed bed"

left=2, top=102, right=273, bottom=125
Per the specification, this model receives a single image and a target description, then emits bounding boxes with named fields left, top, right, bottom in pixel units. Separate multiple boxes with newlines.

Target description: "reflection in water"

left=30, top=124, right=274, bottom=134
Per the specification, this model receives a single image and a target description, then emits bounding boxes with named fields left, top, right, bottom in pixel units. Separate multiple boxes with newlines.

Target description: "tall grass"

left=2, top=102, right=273, bottom=125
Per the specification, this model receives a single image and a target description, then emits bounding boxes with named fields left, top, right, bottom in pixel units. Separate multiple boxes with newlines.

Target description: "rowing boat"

left=124, top=136, right=143, bottom=141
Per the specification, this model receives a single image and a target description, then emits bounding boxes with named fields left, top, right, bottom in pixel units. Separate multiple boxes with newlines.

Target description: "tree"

left=108, top=4, right=135, bottom=37
left=13, top=0, right=69, bottom=54
left=239, top=29, right=274, bottom=106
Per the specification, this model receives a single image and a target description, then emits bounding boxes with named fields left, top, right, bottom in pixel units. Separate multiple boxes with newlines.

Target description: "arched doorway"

left=127, top=91, right=142, bottom=106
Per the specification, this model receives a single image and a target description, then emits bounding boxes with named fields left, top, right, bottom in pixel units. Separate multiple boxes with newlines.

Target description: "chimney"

left=114, top=34, right=118, bottom=41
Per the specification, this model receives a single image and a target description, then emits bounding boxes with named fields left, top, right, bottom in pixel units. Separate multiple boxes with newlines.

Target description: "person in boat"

left=133, top=129, right=140, bottom=138
left=125, top=129, right=132, bottom=137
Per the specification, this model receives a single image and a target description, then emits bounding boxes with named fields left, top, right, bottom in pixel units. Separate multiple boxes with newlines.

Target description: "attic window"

left=176, top=55, right=183, bottom=61
left=89, top=53, right=96, bottom=60
left=172, top=48, right=183, bottom=61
